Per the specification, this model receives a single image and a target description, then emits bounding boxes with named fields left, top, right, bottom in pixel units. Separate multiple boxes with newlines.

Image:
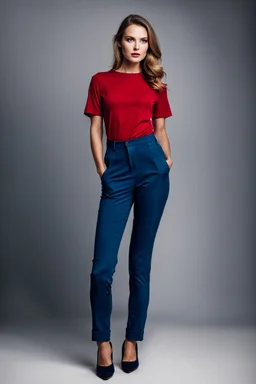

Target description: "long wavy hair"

left=111, top=14, right=167, bottom=92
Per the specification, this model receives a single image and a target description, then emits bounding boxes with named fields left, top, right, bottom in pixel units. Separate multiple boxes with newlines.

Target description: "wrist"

left=97, top=165, right=105, bottom=174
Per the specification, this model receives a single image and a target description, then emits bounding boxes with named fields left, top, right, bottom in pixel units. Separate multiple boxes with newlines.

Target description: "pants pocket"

left=101, top=149, right=113, bottom=182
left=154, top=140, right=170, bottom=172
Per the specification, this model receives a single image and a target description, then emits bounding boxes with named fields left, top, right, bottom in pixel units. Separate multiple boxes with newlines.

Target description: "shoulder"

left=91, top=70, right=112, bottom=81
left=158, top=82, right=169, bottom=94
left=160, top=81, right=167, bottom=89
left=153, top=82, right=167, bottom=96
left=89, top=71, right=112, bottom=89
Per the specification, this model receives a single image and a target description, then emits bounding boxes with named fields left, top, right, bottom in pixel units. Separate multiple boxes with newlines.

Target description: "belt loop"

left=113, top=141, right=116, bottom=151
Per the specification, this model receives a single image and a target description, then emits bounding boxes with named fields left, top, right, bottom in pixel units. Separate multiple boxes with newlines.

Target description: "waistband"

left=106, top=133, right=156, bottom=150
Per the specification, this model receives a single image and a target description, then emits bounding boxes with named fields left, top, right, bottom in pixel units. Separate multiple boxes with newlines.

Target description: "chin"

left=130, top=57, right=142, bottom=61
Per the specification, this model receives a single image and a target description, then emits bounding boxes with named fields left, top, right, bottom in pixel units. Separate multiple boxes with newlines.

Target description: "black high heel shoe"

left=121, top=339, right=139, bottom=373
left=96, top=341, right=115, bottom=380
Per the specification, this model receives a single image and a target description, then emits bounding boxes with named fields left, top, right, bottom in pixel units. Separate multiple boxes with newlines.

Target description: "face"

left=118, top=24, right=149, bottom=65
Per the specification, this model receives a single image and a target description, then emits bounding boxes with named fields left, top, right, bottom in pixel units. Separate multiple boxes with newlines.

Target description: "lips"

left=131, top=53, right=140, bottom=56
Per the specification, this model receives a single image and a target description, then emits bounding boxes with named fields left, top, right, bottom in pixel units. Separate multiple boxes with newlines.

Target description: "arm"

left=89, top=115, right=106, bottom=177
left=153, top=117, right=173, bottom=168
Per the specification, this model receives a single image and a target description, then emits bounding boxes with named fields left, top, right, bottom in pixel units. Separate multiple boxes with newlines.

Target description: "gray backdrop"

left=1, top=0, right=255, bottom=326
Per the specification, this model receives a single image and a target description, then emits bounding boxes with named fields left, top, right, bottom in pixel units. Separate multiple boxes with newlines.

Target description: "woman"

left=84, top=14, right=173, bottom=380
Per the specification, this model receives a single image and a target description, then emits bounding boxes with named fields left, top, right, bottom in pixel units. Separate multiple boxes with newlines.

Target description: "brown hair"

left=111, top=14, right=168, bottom=92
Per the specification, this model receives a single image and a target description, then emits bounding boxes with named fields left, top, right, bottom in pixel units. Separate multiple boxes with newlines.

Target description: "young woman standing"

left=84, top=14, right=173, bottom=380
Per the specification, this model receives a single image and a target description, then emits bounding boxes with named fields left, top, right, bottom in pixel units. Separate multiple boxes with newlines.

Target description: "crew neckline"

left=110, top=69, right=142, bottom=75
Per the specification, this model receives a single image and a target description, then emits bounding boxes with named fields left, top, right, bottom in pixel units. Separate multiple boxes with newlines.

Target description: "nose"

left=134, top=41, right=140, bottom=50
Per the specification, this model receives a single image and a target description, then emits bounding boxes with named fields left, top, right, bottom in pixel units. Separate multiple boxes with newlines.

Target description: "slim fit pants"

left=90, top=133, right=170, bottom=342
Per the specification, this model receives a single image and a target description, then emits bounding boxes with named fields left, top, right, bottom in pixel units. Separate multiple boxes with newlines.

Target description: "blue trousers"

left=90, top=133, right=170, bottom=341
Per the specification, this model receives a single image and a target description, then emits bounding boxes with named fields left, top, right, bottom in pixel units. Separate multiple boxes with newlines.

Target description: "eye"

left=126, top=38, right=148, bottom=43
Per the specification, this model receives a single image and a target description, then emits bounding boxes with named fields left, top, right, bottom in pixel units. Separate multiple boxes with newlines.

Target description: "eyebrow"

left=124, top=35, right=148, bottom=39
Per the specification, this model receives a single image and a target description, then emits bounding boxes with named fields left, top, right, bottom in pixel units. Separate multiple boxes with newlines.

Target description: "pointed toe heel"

left=96, top=341, right=115, bottom=380
left=121, top=340, right=139, bottom=373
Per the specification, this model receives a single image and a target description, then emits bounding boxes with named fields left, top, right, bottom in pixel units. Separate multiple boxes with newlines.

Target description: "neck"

left=117, top=60, right=141, bottom=73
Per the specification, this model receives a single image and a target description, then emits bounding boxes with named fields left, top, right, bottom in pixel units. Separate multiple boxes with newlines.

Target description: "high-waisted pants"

left=90, top=133, right=170, bottom=342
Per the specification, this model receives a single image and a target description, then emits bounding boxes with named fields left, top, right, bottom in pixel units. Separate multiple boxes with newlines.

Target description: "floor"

left=0, top=318, right=255, bottom=384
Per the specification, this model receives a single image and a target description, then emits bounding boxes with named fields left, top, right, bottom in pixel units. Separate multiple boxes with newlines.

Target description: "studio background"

left=1, top=0, right=255, bottom=330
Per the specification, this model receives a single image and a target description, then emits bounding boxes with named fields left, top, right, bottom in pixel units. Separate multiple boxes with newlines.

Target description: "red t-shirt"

left=84, top=69, right=172, bottom=141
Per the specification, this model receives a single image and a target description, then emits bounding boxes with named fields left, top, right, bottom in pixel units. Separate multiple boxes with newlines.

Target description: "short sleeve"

left=152, top=84, right=172, bottom=119
left=84, top=74, right=103, bottom=117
